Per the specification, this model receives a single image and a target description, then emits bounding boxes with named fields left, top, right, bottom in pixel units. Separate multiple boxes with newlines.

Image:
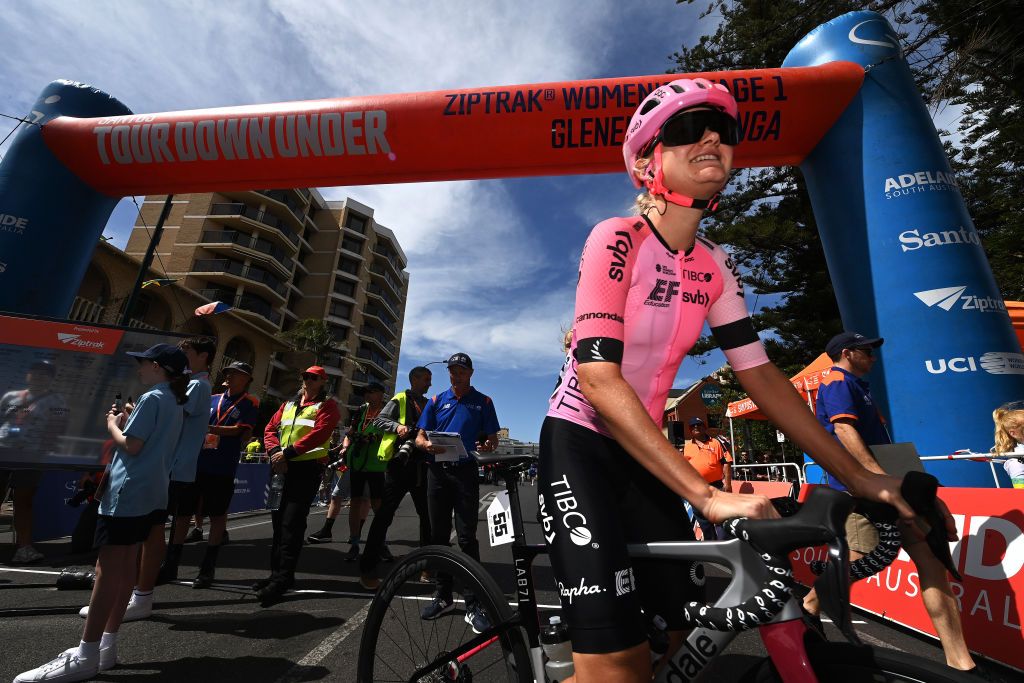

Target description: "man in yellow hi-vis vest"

left=356, top=367, right=433, bottom=590
left=255, top=366, right=340, bottom=607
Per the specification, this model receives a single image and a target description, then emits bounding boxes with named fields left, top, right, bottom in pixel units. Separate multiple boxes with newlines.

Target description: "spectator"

left=681, top=417, right=732, bottom=540
left=191, top=362, right=259, bottom=588
left=804, top=331, right=977, bottom=674
left=255, top=366, right=339, bottom=607
left=415, top=353, right=499, bottom=633
left=993, top=400, right=1024, bottom=488
left=244, top=436, right=262, bottom=462
left=0, top=359, right=68, bottom=564
left=305, top=378, right=385, bottom=557
left=358, top=367, right=433, bottom=590
left=15, top=344, right=188, bottom=683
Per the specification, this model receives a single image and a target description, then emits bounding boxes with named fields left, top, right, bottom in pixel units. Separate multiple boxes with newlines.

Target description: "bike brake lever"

left=901, top=471, right=961, bottom=581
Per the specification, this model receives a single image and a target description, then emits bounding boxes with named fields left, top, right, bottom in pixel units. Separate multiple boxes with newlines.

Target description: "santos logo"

left=57, top=333, right=106, bottom=349
left=913, top=286, right=1006, bottom=313
left=899, top=227, right=980, bottom=252
left=925, top=352, right=1024, bottom=375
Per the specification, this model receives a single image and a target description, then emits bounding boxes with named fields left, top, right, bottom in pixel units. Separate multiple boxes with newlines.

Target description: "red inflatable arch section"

left=41, top=63, right=863, bottom=196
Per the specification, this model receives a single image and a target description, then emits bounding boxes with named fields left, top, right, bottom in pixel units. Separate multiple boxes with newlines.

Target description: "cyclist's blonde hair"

left=992, top=406, right=1024, bottom=454
left=632, top=157, right=659, bottom=214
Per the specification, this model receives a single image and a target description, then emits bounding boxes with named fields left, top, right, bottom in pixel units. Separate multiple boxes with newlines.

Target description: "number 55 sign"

left=487, top=491, right=514, bottom=546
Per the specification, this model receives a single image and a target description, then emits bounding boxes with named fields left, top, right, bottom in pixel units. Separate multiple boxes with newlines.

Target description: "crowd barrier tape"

left=792, top=484, right=1024, bottom=672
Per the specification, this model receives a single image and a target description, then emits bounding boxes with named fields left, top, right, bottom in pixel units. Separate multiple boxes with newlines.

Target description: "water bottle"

left=541, top=615, right=574, bottom=681
left=648, top=614, right=669, bottom=664
left=267, top=473, right=286, bottom=510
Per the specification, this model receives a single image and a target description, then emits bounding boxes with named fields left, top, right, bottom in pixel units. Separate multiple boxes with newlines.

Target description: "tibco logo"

left=925, top=352, right=1024, bottom=375
left=913, top=286, right=1006, bottom=313
left=539, top=474, right=594, bottom=546
left=57, top=333, right=105, bottom=350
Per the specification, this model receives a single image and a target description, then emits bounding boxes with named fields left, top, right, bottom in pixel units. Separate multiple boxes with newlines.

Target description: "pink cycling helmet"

left=623, top=78, right=739, bottom=189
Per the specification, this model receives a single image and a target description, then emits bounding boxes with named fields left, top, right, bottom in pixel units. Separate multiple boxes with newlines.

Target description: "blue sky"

left=0, top=2, right=965, bottom=441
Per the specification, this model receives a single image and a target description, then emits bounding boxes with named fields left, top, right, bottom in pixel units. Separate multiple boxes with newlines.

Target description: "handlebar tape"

left=810, top=516, right=901, bottom=579
left=681, top=518, right=797, bottom=631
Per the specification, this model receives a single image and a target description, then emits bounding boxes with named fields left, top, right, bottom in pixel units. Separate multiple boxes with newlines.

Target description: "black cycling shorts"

left=538, top=416, right=705, bottom=654
left=350, top=470, right=385, bottom=499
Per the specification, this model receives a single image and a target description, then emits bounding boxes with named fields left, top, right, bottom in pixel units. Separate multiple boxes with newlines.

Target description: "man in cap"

left=358, top=366, right=433, bottom=590
left=190, top=361, right=260, bottom=588
left=681, top=416, right=732, bottom=540
left=256, top=365, right=340, bottom=606
left=415, top=353, right=500, bottom=633
left=0, top=359, right=68, bottom=564
left=805, top=332, right=978, bottom=673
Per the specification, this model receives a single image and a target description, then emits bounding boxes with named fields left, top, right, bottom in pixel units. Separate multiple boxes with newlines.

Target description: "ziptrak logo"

left=57, top=333, right=106, bottom=350
left=913, top=286, right=1006, bottom=313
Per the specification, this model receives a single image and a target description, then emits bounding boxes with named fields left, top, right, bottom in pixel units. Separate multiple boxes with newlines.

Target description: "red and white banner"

left=0, top=315, right=123, bottom=355
left=792, top=486, right=1024, bottom=671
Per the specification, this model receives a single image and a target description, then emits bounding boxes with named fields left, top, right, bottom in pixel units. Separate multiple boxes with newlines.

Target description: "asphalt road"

left=0, top=480, right=992, bottom=682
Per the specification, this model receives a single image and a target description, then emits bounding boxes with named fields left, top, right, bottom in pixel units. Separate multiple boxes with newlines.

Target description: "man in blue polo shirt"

left=415, top=352, right=499, bottom=633
left=806, top=331, right=977, bottom=674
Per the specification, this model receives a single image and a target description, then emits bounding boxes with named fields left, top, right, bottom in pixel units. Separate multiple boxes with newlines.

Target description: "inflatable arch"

left=1, top=11, right=1020, bottom=480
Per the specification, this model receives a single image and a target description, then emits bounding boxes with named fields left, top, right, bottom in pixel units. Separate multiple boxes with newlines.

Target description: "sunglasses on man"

left=651, top=109, right=741, bottom=152
left=848, top=346, right=875, bottom=357
left=301, top=373, right=323, bottom=381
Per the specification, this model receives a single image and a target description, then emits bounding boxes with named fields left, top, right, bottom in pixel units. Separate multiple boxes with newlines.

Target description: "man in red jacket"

left=254, top=366, right=340, bottom=606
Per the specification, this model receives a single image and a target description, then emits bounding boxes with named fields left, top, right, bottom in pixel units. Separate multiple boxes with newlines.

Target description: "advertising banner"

left=792, top=485, right=1024, bottom=671
left=0, top=313, right=187, bottom=470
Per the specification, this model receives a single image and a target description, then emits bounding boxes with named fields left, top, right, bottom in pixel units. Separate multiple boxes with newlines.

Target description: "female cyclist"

left=540, top=78, right=940, bottom=682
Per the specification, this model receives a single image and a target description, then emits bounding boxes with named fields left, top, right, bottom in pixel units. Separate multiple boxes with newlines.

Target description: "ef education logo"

left=925, top=352, right=1024, bottom=375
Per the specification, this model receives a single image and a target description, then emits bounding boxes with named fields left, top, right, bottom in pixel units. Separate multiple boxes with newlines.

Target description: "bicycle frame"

left=500, top=467, right=824, bottom=683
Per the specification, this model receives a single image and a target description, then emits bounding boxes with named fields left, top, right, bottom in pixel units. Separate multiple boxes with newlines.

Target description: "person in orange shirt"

left=681, top=417, right=732, bottom=540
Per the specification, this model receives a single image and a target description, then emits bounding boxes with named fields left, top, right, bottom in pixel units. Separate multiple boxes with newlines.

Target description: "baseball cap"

left=127, top=343, right=189, bottom=376
left=224, top=361, right=253, bottom=377
left=29, top=359, right=56, bottom=375
left=446, top=353, right=473, bottom=370
left=688, top=417, right=704, bottom=427
left=826, top=332, right=884, bottom=359
left=303, top=366, right=328, bottom=379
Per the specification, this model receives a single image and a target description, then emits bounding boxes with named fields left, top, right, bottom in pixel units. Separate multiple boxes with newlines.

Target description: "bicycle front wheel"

left=356, top=545, right=532, bottom=683
left=745, top=641, right=976, bottom=682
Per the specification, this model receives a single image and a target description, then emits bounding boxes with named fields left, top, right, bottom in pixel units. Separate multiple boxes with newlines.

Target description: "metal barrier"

left=732, top=462, right=804, bottom=486
left=802, top=451, right=1018, bottom=488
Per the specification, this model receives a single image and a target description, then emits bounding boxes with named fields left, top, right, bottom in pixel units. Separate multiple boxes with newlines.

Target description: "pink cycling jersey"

left=548, top=215, right=769, bottom=437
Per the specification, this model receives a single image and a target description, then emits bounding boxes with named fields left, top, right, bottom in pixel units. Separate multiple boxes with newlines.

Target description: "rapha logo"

left=913, top=286, right=1006, bottom=313
left=558, top=578, right=605, bottom=604
left=57, top=333, right=105, bottom=350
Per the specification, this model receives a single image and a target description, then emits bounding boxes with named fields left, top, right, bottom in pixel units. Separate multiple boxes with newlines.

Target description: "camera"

left=395, top=440, right=415, bottom=464
left=67, top=479, right=97, bottom=507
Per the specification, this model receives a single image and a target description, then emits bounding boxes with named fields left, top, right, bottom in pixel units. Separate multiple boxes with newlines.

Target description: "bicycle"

left=357, top=453, right=974, bottom=682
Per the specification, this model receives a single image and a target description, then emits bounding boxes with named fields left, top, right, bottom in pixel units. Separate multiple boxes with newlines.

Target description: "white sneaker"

left=13, top=651, right=98, bottom=682
left=78, top=593, right=153, bottom=621
left=11, top=545, right=44, bottom=564
left=60, top=645, right=116, bottom=672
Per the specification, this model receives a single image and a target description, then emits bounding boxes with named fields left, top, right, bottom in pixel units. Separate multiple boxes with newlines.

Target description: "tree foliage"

left=277, top=318, right=348, bottom=366
left=674, top=0, right=1024, bottom=372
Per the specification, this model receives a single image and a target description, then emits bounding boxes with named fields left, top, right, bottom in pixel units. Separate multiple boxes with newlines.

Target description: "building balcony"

left=192, top=258, right=288, bottom=300
left=200, top=229, right=294, bottom=278
left=359, top=327, right=396, bottom=358
left=356, top=348, right=392, bottom=376
left=68, top=297, right=105, bottom=324
left=365, top=282, right=401, bottom=319
left=368, top=263, right=405, bottom=300
left=209, top=202, right=300, bottom=249
left=362, top=304, right=397, bottom=331
left=257, top=189, right=307, bottom=228
left=372, top=248, right=406, bottom=278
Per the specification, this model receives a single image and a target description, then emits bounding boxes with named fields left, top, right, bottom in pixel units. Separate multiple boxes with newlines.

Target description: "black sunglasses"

left=301, top=373, right=323, bottom=381
left=658, top=109, right=740, bottom=148
left=849, top=347, right=875, bottom=357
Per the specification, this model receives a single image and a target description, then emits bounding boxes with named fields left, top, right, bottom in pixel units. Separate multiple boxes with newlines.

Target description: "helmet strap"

left=644, top=145, right=720, bottom=211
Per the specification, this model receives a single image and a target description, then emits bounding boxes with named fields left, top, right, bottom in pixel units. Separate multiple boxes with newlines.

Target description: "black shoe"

left=342, top=544, right=360, bottom=562
left=307, top=529, right=333, bottom=544
left=155, top=563, right=179, bottom=586
left=184, top=527, right=203, bottom=544
left=378, top=545, right=396, bottom=562
left=252, top=576, right=274, bottom=592
left=257, top=581, right=288, bottom=607
left=192, top=574, right=213, bottom=590
left=421, top=593, right=456, bottom=620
